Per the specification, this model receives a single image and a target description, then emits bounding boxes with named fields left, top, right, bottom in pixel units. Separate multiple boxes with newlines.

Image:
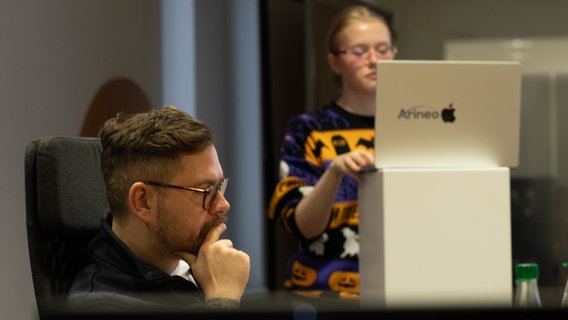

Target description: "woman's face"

left=328, top=19, right=395, bottom=96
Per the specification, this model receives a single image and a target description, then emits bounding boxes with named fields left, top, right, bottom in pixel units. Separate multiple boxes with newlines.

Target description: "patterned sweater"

left=268, top=102, right=374, bottom=294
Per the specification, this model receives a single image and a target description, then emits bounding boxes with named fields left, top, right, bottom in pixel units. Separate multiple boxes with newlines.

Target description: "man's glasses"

left=143, top=177, right=229, bottom=210
left=332, top=43, right=397, bottom=58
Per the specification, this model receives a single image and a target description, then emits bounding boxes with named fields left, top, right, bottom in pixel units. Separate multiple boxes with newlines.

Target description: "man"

left=68, top=106, right=250, bottom=310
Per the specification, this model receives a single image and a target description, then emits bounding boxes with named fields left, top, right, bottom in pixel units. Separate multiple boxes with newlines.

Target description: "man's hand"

left=175, top=223, right=250, bottom=301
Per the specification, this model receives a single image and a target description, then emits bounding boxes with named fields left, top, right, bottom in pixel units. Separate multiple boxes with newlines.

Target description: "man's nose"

left=210, top=191, right=230, bottom=213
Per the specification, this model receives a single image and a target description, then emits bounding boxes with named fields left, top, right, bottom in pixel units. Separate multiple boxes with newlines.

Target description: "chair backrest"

left=25, top=136, right=109, bottom=316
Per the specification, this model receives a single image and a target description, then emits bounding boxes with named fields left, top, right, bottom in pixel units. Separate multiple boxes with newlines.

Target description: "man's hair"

left=99, top=105, right=215, bottom=218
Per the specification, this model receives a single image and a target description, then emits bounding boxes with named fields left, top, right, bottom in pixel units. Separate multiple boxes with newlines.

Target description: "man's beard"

left=155, top=204, right=228, bottom=255
left=190, top=214, right=228, bottom=253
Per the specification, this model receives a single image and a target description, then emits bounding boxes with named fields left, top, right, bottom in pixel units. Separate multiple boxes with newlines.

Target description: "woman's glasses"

left=332, top=43, right=397, bottom=58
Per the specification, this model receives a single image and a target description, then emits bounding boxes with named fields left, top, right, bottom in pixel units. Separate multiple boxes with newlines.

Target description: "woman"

left=268, top=5, right=397, bottom=298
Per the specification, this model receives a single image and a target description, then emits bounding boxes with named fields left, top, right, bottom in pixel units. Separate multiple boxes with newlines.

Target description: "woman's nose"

left=367, top=49, right=379, bottom=63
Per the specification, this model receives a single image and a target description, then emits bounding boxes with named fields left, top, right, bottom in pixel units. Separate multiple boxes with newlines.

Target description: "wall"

left=262, top=0, right=307, bottom=289
left=373, top=0, right=568, bottom=59
left=0, top=0, right=157, bottom=318
left=193, top=0, right=265, bottom=292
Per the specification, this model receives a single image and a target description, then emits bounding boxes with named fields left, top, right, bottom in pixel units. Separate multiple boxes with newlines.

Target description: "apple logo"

left=441, top=103, right=456, bottom=123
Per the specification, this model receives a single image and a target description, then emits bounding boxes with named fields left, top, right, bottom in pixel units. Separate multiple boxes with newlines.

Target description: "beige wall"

left=0, top=1, right=161, bottom=318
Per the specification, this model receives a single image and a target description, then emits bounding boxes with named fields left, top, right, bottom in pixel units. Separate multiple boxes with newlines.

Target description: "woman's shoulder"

left=286, top=101, right=375, bottom=135
left=287, top=102, right=338, bottom=125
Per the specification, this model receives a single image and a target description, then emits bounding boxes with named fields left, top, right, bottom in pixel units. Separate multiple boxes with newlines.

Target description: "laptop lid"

left=374, top=60, right=521, bottom=168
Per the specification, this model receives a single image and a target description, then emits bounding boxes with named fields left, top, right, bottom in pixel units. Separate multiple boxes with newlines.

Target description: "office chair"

left=25, top=136, right=109, bottom=316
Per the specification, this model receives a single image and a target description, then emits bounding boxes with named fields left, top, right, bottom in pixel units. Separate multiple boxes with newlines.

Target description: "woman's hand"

left=328, top=149, right=374, bottom=182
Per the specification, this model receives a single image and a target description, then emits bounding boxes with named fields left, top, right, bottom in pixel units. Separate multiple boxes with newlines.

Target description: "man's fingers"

left=172, top=224, right=227, bottom=266
left=217, top=239, right=234, bottom=249
left=202, top=223, right=227, bottom=247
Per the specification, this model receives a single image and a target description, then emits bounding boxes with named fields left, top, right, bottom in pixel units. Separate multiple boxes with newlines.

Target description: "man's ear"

left=129, top=181, right=153, bottom=224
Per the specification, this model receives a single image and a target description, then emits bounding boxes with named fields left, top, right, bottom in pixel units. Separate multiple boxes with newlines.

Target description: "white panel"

left=359, top=168, right=512, bottom=308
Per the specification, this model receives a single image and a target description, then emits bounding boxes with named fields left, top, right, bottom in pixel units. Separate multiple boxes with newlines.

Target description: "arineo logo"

left=397, top=105, right=439, bottom=119
left=441, top=103, right=456, bottom=123
left=397, top=104, right=456, bottom=123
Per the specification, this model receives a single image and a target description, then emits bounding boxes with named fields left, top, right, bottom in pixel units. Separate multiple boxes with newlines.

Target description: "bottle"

left=561, top=262, right=568, bottom=307
left=513, top=263, right=542, bottom=308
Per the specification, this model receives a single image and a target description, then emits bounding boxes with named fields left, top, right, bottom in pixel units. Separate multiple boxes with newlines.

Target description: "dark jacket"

left=67, top=213, right=204, bottom=311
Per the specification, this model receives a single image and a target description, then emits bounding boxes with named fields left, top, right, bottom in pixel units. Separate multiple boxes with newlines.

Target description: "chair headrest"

left=26, top=136, right=108, bottom=235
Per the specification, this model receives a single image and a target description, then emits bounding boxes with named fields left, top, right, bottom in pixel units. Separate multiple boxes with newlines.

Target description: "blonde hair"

left=326, top=5, right=394, bottom=53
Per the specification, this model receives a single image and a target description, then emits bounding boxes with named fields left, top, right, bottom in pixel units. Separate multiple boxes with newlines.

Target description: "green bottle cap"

left=515, top=263, right=539, bottom=281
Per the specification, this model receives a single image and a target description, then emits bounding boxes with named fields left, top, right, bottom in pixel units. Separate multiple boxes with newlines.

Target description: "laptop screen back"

left=374, top=60, right=521, bottom=168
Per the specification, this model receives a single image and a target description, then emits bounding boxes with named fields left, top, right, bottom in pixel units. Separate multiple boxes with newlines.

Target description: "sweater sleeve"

left=267, top=114, right=325, bottom=241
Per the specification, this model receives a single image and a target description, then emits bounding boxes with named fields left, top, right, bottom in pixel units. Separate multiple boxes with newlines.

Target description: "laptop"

left=374, top=60, right=521, bottom=168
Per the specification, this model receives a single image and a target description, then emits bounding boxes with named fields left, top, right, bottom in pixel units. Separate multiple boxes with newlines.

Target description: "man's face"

left=152, top=146, right=230, bottom=256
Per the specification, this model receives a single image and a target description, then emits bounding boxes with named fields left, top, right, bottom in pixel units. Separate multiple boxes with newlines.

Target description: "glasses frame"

left=332, top=43, right=397, bottom=58
left=143, top=177, right=229, bottom=210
